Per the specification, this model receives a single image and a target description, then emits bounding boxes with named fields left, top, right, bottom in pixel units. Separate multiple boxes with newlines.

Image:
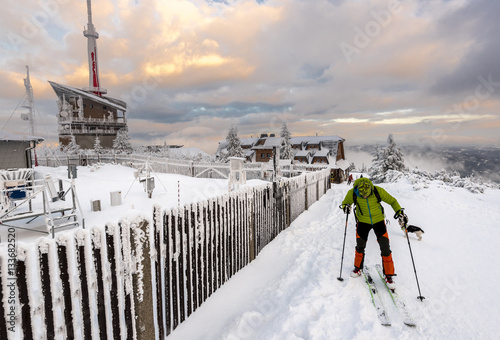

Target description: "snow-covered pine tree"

left=280, top=122, right=293, bottom=160
left=369, top=134, right=407, bottom=182
left=113, top=129, right=132, bottom=154
left=222, top=125, right=244, bottom=162
left=93, top=136, right=104, bottom=154
left=64, top=135, right=81, bottom=155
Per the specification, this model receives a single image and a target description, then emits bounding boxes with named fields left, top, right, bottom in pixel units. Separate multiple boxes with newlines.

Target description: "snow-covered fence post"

left=216, top=196, right=223, bottom=289
left=16, top=247, right=33, bottom=339
left=105, top=224, right=122, bottom=340
left=248, top=190, right=256, bottom=262
left=288, top=180, right=292, bottom=225
left=223, top=196, right=229, bottom=284
left=152, top=207, right=165, bottom=340
left=208, top=199, right=217, bottom=296
left=90, top=228, right=108, bottom=340
left=75, top=230, right=92, bottom=340
left=200, top=202, right=208, bottom=303
left=164, top=209, right=180, bottom=332
left=56, top=236, right=75, bottom=339
left=188, top=204, right=198, bottom=314
left=38, top=239, right=55, bottom=340
left=173, top=209, right=185, bottom=324
left=162, top=210, right=172, bottom=335
left=195, top=202, right=204, bottom=309
left=304, top=175, right=308, bottom=210
left=120, top=220, right=136, bottom=340
left=131, top=219, right=156, bottom=340
left=183, top=206, right=193, bottom=318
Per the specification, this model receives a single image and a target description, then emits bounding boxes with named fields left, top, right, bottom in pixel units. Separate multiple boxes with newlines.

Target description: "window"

left=90, top=104, right=94, bottom=109
left=103, top=105, right=107, bottom=110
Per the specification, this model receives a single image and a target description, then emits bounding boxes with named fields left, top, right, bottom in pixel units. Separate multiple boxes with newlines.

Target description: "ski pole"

left=337, top=205, right=349, bottom=281
left=404, top=223, right=425, bottom=301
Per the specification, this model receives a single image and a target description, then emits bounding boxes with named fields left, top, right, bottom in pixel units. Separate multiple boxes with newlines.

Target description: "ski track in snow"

left=168, top=181, right=500, bottom=340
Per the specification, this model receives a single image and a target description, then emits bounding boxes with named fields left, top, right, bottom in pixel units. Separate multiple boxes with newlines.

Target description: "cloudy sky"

left=1, top=0, right=499, bottom=153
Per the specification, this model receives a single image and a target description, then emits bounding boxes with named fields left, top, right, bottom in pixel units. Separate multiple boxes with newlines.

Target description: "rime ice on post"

left=228, top=157, right=246, bottom=192
left=131, top=220, right=156, bottom=340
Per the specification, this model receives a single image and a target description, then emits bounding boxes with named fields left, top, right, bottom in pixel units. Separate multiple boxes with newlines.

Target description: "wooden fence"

left=0, top=169, right=330, bottom=339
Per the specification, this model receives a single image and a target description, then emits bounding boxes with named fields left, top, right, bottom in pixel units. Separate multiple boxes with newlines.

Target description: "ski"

left=362, top=267, right=391, bottom=326
left=374, top=264, right=416, bottom=327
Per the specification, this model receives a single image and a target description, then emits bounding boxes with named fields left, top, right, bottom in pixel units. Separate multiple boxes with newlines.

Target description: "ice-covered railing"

left=37, top=153, right=333, bottom=180
left=0, top=168, right=331, bottom=339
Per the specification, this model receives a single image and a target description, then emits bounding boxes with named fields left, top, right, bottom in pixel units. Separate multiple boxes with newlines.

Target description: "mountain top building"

left=49, top=0, right=127, bottom=149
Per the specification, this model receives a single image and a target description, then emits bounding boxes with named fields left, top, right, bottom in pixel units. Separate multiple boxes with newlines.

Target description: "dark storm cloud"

left=430, top=0, right=500, bottom=96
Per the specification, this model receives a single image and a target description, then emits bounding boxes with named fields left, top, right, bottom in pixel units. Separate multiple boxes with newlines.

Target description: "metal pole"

left=404, top=227, right=425, bottom=301
left=337, top=207, right=349, bottom=281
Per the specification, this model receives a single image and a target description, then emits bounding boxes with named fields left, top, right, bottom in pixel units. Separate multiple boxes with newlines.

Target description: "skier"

left=341, top=177, right=408, bottom=289
left=347, top=173, right=353, bottom=185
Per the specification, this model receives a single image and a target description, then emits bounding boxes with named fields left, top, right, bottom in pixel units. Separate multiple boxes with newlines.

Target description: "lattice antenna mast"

left=83, top=0, right=107, bottom=96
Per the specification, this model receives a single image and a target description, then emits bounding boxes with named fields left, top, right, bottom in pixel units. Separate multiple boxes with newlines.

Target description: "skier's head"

left=354, top=177, right=373, bottom=198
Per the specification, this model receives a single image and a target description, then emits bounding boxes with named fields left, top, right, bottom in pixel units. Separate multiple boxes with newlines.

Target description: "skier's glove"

left=342, top=204, right=351, bottom=215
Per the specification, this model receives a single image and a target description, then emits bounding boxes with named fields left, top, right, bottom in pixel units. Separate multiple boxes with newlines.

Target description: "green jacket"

left=342, top=178, right=401, bottom=225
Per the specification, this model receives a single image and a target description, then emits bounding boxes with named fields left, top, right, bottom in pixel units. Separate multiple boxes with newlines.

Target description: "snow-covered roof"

left=252, top=137, right=283, bottom=149
left=264, top=137, right=284, bottom=147
left=290, top=135, right=344, bottom=144
left=240, top=138, right=259, bottom=146
left=312, top=149, right=330, bottom=158
left=48, top=81, right=127, bottom=111
left=294, top=150, right=312, bottom=157
left=0, top=130, right=44, bottom=142
left=335, top=159, right=350, bottom=170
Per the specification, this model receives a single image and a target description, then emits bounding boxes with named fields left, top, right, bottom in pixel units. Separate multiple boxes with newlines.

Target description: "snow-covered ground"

left=3, top=165, right=500, bottom=339
left=166, top=178, right=500, bottom=340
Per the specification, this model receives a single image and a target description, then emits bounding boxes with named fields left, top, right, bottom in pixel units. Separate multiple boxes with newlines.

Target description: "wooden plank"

left=217, top=197, right=223, bottom=288
left=56, top=240, right=74, bottom=340
left=90, top=228, right=108, bottom=340
left=202, top=203, right=209, bottom=302
left=105, top=225, right=121, bottom=340
left=177, top=210, right=185, bottom=323
left=75, top=232, right=92, bottom=340
left=121, top=221, right=135, bottom=340
left=131, top=220, right=156, bottom=340
left=185, top=207, right=193, bottom=317
left=16, top=248, right=33, bottom=340
left=163, top=211, right=172, bottom=335
left=38, top=242, right=55, bottom=340
left=153, top=207, right=165, bottom=340
left=190, top=204, right=198, bottom=312
left=209, top=199, right=216, bottom=296
left=171, top=210, right=179, bottom=330
left=195, top=203, right=204, bottom=308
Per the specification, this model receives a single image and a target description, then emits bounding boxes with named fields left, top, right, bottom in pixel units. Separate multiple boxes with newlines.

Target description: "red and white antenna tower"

left=83, top=0, right=107, bottom=96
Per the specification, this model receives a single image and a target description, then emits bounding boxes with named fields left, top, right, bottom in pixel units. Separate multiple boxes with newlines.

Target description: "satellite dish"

left=64, top=125, right=70, bottom=130
left=60, top=110, right=68, bottom=117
